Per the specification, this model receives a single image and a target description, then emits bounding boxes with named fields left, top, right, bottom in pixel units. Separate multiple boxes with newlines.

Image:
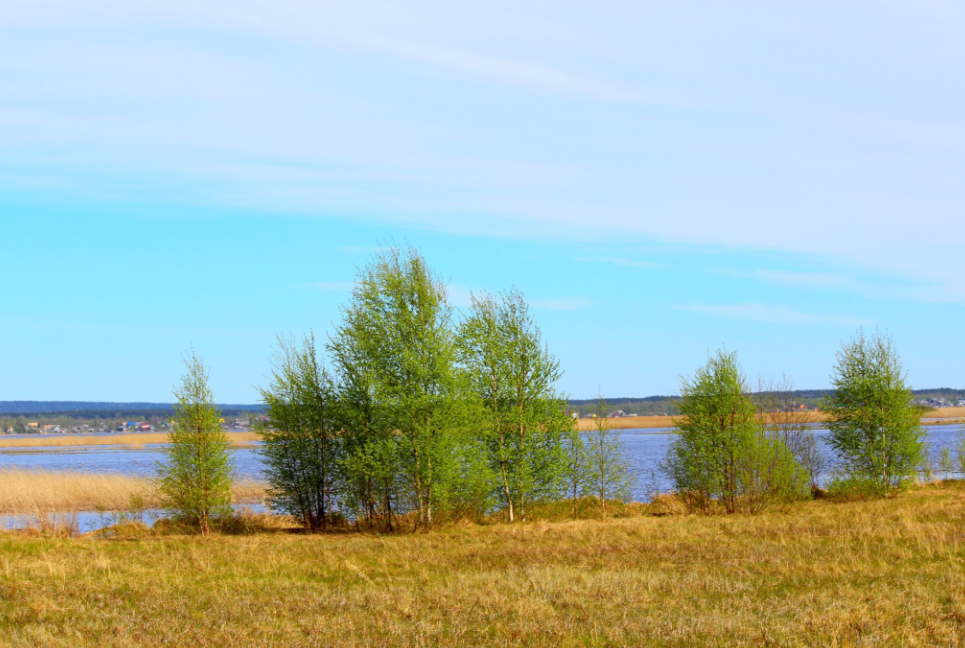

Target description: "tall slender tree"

left=157, top=352, right=233, bottom=535
left=459, top=289, right=570, bottom=522
left=583, top=395, right=634, bottom=517
left=329, top=293, right=401, bottom=531
left=825, top=329, right=923, bottom=492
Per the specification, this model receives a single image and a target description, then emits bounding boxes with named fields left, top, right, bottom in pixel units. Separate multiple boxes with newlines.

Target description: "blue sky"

left=1, top=1, right=963, bottom=402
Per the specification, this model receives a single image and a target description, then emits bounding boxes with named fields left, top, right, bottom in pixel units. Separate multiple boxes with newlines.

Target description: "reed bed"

left=0, top=431, right=259, bottom=449
left=2, top=483, right=965, bottom=645
left=0, top=468, right=267, bottom=514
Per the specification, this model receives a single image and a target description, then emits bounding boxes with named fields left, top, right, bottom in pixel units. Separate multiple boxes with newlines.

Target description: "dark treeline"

left=567, top=388, right=965, bottom=417
left=0, top=402, right=264, bottom=417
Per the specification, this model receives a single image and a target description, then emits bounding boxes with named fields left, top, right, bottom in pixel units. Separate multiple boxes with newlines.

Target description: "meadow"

left=1, top=482, right=965, bottom=646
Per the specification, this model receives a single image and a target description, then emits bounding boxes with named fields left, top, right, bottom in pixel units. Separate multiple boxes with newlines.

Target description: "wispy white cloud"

left=714, top=269, right=846, bottom=288
left=531, top=297, right=591, bottom=311
left=677, top=303, right=870, bottom=326
left=601, top=256, right=656, bottom=269
left=381, top=41, right=652, bottom=103
left=310, top=281, right=354, bottom=291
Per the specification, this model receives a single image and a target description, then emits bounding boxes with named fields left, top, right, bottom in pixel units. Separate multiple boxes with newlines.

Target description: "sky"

left=1, top=1, right=963, bottom=402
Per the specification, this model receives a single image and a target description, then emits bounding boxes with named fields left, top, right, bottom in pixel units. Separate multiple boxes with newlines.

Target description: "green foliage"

left=583, top=396, right=635, bottom=517
left=824, top=329, right=924, bottom=492
left=825, top=475, right=897, bottom=502
left=663, top=350, right=808, bottom=514
left=328, top=246, right=486, bottom=529
left=459, top=288, right=571, bottom=522
left=734, top=430, right=811, bottom=513
left=157, top=352, right=233, bottom=535
left=258, top=333, right=341, bottom=532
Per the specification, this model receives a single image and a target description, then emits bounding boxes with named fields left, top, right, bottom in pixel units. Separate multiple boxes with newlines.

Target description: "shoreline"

left=0, top=431, right=260, bottom=449
left=576, top=407, right=965, bottom=431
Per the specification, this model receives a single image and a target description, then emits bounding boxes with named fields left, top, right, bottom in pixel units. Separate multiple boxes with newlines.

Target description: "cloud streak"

left=677, top=303, right=870, bottom=326
left=381, top=41, right=653, bottom=103
left=715, top=269, right=846, bottom=288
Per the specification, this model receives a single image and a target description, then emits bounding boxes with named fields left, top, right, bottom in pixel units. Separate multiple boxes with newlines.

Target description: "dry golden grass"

left=575, top=415, right=677, bottom=430
left=928, top=406, right=965, bottom=419
left=0, top=469, right=267, bottom=514
left=0, top=431, right=260, bottom=449
left=3, top=483, right=965, bottom=645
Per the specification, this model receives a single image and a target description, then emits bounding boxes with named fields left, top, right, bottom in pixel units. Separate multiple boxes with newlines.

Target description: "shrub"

left=825, top=475, right=907, bottom=502
left=663, top=350, right=809, bottom=514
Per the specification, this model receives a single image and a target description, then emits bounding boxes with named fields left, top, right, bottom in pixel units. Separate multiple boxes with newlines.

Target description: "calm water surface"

left=1, top=424, right=961, bottom=530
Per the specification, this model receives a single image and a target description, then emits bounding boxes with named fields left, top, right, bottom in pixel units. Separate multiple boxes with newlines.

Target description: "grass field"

left=2, top=483, right=965, bottom=646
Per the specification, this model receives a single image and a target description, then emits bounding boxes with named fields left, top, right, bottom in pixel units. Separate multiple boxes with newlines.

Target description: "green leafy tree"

left=825, top=329, right=924, bottom=493
left=459, top=289, right=570, bottom=522
left=584, top=395, right=635, bottom=517
left=664, top=350, right=808, bottom=514
left=258, top=333, right=341, bottom=532
left=328, top=283, right=402, bottom=531
left=331, top=246, right=483, bottom=529
left=157, top=352, right=233, bottom=535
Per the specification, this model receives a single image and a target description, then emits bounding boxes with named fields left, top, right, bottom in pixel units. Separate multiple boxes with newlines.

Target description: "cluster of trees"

left=158, top=248, right=631, bottom=534
left=258, top=248, right=633, bottom=531
left=663, top=330, right=926, bottom=512
left=153, top=248, right=931, bottom=534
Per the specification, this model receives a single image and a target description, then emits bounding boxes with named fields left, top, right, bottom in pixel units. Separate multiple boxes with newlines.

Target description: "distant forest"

left=2, top=389, right=962, bottom=422
left=0, top=401, right=264, bottom=418
left=567, top=388, right=965, bottom=417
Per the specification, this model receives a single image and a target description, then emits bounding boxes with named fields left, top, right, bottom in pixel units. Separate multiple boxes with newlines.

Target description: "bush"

left=664, top=350, right=810, bottom=514
left=825, top=475, right=907, bottom=502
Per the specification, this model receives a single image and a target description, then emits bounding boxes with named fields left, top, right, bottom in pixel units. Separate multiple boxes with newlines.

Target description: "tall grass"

left=0, top=468, right=266, bottom=514
left=2, top=482, right=965, bottom=645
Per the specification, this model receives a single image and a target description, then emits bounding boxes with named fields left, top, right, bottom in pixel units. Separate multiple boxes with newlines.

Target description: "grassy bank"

left=0, top=469, right=267, bottom=514
left=0, top=431, right=259, bottom=449
left=2, top=484, right=965, bottom=646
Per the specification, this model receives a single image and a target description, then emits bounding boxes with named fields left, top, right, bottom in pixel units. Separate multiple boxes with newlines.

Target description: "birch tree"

left=459, top=289, right=570, bottom=522
left=825, top=329, right=923, bottom=493
left=258, top=333, right=341, bottom=532
left=583, top=396, right=634, bottom=517
left=157, top=352, right=233, bottom=535
left=331, top=246, right=478, bottom=529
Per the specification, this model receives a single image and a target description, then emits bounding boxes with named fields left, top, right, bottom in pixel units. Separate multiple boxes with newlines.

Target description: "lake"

left=1, top=423, right=961, bottom=530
